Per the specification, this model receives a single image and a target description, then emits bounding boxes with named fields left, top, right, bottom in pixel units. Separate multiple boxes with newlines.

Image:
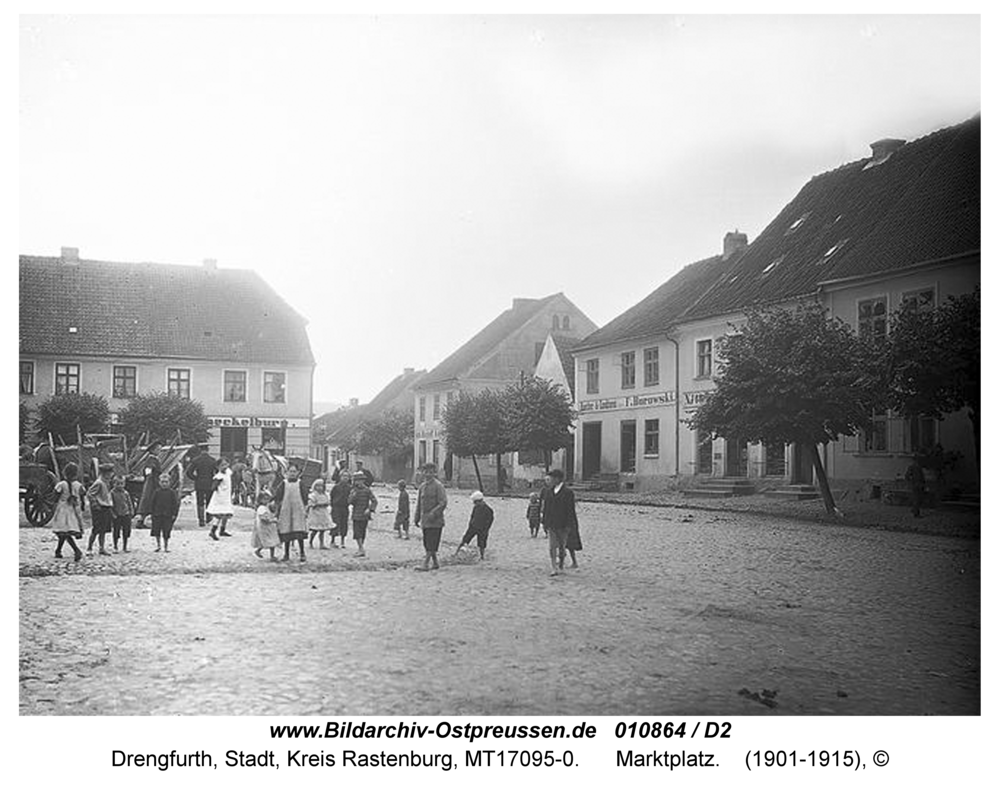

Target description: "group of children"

left=49, top=461, right=181, bottom=560
left=48, top=458, right=580, bottom=573
left=251, top=466, right=379, bottom=562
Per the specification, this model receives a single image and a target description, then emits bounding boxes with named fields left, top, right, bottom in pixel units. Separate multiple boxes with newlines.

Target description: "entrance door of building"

left=564, top=444, right=575, bottom=482
left=620, top=420, right=637, bottom=473
left=696, top=430, right=714, bottom=475
left=792, top=443, right=814, bottom=483
left=582, top=422, right=602, bottom=480
left=725, top=437, right=747, bottom=477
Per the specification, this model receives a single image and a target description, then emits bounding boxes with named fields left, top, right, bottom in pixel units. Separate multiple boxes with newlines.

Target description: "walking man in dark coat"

left=540, top=468, right=579, bottom=577
left=185, top=445, right=217, bottom=527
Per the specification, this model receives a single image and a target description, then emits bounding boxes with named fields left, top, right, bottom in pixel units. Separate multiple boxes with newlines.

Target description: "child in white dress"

left=208, top=457, right=235, bottom=541
left=50, top=462, right=85, bottom=561
left=306, top=478, right=334, bottom=550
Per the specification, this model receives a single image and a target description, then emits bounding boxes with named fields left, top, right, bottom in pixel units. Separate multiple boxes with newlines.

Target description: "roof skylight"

left=761, top=255, right=785, bottom=276
left=785, top=211, right=812, bottom=235
left=817, top=239, right=848, bottom=263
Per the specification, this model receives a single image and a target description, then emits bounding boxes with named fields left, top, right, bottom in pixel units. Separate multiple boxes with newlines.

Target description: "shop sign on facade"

left=207, top=416, right=310, bottom=429
left=579, top=391, right=676, bottom=413
left=682, top=390, right=711, bottom=411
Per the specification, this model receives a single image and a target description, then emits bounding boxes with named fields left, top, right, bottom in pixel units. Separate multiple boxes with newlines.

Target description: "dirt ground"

left=19, top=486, right=980, bottom=715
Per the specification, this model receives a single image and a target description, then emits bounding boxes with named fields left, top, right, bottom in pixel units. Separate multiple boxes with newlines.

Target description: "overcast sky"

left=19, top=15, right=980, bottom=408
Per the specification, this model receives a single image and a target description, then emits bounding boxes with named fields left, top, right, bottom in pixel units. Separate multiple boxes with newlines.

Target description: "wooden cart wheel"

left=24, top=486, right=56, bottom=526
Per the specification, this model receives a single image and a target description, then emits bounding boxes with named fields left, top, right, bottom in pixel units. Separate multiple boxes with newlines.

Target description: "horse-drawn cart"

left=19, top=460, right=60, bottom=526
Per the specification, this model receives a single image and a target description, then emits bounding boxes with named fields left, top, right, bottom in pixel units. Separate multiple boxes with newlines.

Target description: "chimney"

left=403, top=367, right=414, bottom=375
left=723, top=230, right=748, bottom=260
left=349, top=397, right=359, bottom=407
left=512, top=297, right=535, bottom=309
left=203, top=258, right=218, bottom=270
left=869, top=138, right=905, bottom=162
left=61, top=246, right=80, bottom=265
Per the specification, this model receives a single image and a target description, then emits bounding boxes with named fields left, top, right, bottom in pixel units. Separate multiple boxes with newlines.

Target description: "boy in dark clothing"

left=110, top=475, right=134, bottom=552
left=394, top=480, right=411, bottom=539
left=150, top=473, right=180, bottom=552
left=456, top=490, right=494, bottom=560
left=348, top=473, right=378, bottom=557
left=86, top=463, right=115, bottom=555
left=526, top=491, right=542, bottom=537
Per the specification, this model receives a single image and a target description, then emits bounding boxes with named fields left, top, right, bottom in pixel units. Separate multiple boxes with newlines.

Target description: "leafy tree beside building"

left=885, top=288, right=980, bottom=468
left=688, top=305, right=880, bottom=516
left=503, top=376, right=576, bottom=471
left=117, top=392, right=211, bottom=446
left=35, top=392, right=110, bottom=445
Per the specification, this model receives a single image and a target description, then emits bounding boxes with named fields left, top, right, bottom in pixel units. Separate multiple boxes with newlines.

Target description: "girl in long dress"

left=207, top=457, right=235, bottom=541
left=135, top=450, right=162, bottom=529
left=274, top=463, right=308, bottom=562
left=306, top=478, right=334, bottom=550
left=50, top=462, right=85, bottom=561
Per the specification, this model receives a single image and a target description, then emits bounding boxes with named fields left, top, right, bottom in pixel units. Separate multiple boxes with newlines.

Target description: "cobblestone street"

left=19, top=487, right=980, bottom=716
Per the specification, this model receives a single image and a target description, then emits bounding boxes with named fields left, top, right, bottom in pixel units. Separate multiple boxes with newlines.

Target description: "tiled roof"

left=319, top=368, right=426, bottom=444
left=573, top=254, right=736, bottom=351
left=366, top=368, right=426, bottom=413
left=19, top=256, right=314, bottom=365
left=684, top=115, right=980, bottom=319
left=549, top=334, right=581, bottom=396
left=416, top=294, right=562, bottom=388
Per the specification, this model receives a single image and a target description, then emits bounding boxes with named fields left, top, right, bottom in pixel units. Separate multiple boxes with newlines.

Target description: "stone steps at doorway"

left=682, top=478, right=757, bottom=499
left=764, top=485, right=821, bottom=501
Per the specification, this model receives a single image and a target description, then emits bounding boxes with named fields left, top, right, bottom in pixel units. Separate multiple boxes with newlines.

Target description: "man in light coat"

left=414, top=462, right=448, bottom=571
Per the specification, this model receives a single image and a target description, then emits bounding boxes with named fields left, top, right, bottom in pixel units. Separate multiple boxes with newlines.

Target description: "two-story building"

left=572, top=115, right=980, bottom=492
left=19, top=250, right=315, bottom=458
left=569, top=236, right=744, bottom=490
left=412, top=293, right=596, bottom=488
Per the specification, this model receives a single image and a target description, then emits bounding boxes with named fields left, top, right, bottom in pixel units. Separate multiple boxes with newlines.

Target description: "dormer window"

left=761, top=255, right=785, bottom=277
left=785, top=212, right=811, bottom=235
left=817, top=239, right=848, bottom=264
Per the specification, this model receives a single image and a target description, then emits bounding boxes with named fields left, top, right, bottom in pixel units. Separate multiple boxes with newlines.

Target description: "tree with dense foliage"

left=441, top=391, right=484, bottom=490
left=503, top=376, right=576, bottom=470
left=472, top=387, right=514, bottom=492
left=688, top=305, right=880, bottom=516
left=116, top=392, right=211, bottom=445
left=885, top=288, right=980, bottom=468
left=35, top=392, right=110, bottom=445
left=354, top=408, right=414, bottom=461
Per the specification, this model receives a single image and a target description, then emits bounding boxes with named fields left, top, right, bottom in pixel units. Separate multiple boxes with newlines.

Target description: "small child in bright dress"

left=306, top=478, right=334, bottom=549
left=150, top=473, right=180, bottom=552
left=252, top=490, right=280, bottom=561
left=526, top=491, right=542, bottom=538
left=111, top=475, right=134, bottom=552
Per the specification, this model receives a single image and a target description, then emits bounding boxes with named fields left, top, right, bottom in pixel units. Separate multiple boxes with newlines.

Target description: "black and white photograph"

left=16, top=10, right=981, bottom=752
